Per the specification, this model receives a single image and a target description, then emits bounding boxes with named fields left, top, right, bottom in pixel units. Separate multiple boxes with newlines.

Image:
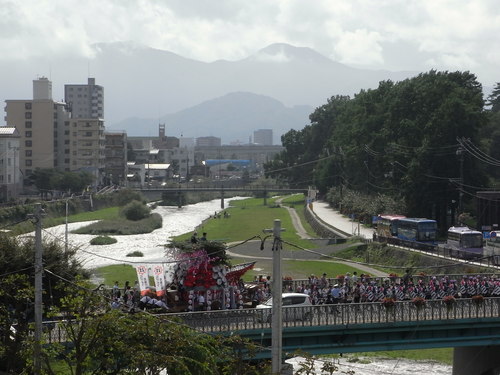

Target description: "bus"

left=396, top=218, right=438, bottom=247
left=445, top=226, right=483, bottom=259
left=376, top=214, right=406, bottom=239
left=484, top=231, right=500, bottom=265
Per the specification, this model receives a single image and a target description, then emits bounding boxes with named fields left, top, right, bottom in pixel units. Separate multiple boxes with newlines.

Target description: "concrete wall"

left=304, top=203, right=349, bottom=239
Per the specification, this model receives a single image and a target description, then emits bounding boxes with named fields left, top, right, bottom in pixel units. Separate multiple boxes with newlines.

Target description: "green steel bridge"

left=43, top=297, right=500, bottom=374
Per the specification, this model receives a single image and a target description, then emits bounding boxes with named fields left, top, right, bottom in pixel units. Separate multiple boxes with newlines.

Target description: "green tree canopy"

left=268, top=70, right=489, bottom=229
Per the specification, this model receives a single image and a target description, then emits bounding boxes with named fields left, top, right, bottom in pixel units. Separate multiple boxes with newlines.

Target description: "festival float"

left=135, top=241, right=255, bottom=312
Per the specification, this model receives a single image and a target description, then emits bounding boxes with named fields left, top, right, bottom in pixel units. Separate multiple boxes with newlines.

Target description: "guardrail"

left=40, top=298, right=500, bottom=342
left=163, top=297, right=500, bottom=333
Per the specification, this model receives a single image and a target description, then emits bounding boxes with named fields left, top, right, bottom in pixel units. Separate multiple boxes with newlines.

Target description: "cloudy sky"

left=1, top=0, right=499, bottom=86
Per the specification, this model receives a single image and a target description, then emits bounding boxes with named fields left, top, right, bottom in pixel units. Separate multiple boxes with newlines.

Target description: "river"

left=287, top=356, right=451, bottom=374
left=42, top=198, right=245, bottom=269
left=41, top=197, right=453, bottom=374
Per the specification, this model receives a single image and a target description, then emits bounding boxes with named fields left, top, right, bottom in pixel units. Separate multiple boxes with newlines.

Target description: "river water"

left=42, top=198, right=244, bottom=269
left=41, top=197, right=453, bottom=374
left=287, top=356, right=451, bottom=374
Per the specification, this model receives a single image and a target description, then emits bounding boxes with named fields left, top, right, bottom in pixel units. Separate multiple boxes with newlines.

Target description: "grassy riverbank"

left=345, top=347, right=453, bottom=366
left=173, top=196, right=317, bottom=249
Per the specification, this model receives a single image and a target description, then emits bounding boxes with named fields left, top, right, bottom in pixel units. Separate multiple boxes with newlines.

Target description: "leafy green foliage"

left=73, top=213, right=162, bottom=235
left=120, top=200, right=151, bottom=221
left=126, top=250, right=144, bottom=257
left=266, top=71, right=488, bottom=231
left=39, top=280, right=269, bottom=375
left=28, top=168, right=93, bottom=197
left=0, top=234, right=88, bottom=373
left=89, top=235, right=117, bottom=245
left=111, top=188, right=146, bottom=206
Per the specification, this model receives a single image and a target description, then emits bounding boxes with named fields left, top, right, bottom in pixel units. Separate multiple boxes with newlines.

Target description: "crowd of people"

left=108, top=271, right=500, bottom=313
left=284, top=271, right=500, bottom=305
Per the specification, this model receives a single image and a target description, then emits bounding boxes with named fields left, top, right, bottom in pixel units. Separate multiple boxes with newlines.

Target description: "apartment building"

left=104, top=131, right=128, bottom=185
left=65, top=78, right=104, bottom=119
left=68, top=118, right=106, bottom=182
left=0, top=127, right=21, bottom=201
left=4, top=77, right=106, bottom=187
left=5, top=77, right=71, bottom=178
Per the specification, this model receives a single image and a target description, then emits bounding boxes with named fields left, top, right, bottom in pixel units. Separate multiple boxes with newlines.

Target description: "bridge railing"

left=162, top=297, right=500, bottom=333
left=41, top=297, right=500, bottom=342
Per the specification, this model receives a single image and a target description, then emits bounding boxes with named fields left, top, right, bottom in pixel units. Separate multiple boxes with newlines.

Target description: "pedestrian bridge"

left=167, top=297, right=500, bottom=374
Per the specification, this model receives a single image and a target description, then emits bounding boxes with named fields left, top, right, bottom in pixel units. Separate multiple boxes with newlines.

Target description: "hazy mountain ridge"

left=0, top=41, right=418, bottom=143
left=113, top=91, right=313, bottom=144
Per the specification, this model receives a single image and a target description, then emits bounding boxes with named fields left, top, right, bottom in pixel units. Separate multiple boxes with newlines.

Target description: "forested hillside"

left=265, top=71, right=500, bottom=231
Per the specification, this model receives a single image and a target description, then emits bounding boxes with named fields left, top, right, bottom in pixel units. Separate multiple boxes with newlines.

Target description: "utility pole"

left=456, top=146, right=464, bottom=224
left=32, top=203, right=45, bottom=375
left=65, top=199, right=69, bottom=254
left=264, top=219, right=285, bottom=375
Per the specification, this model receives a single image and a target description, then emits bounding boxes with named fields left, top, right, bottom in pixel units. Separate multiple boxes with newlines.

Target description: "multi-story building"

left=4, top=77, right=106, bottom=187
left=0, top=127, right=21, bottom=201
left=194, top=144, right=283, bottom=173
left=104, top=131, right=128, bottom=185
left=196, top=136, right=221, bottom=147
left=65, top=78, right=104, bottom=119
left=5, top=77, right=71, bottom=178
left=253, top=129, right=273, bottom=146
left=68, top=118, right=106, bottom=182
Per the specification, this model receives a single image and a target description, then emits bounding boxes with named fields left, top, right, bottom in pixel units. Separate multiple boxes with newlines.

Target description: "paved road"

left=228, top=198, right=386, bottom=277
left=310, top=201, right=374, bottom=239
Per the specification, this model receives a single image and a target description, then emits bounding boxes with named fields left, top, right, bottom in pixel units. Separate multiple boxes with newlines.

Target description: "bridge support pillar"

left=220, top=190, right=225, bottom=209
left=453, top=345, right=500, bottom=375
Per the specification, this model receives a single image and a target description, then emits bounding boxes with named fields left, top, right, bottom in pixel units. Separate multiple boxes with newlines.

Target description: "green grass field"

left=174, top=197, right=318, bottom=250
left=280, top=193, right=318, bottom=237
left=346, top=347, right=453, bottom=365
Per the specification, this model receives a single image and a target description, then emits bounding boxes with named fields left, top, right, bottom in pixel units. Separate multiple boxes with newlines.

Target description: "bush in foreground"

left=90, top=236, right=117, bottom=245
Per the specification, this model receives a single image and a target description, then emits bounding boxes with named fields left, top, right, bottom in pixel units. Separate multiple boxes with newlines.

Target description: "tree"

left=0, top=232, right=88, bottom=373
left=39, top=279, right=269, bottom=375
left=487, top=82, right=500, bottom=113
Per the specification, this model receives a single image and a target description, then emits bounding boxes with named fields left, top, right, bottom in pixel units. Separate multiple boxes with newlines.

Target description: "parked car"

left=256, top=293, right=312, bottom=322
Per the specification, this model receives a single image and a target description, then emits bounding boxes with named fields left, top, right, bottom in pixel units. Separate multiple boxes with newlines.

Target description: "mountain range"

left=0, top=42, right=418, bottom=144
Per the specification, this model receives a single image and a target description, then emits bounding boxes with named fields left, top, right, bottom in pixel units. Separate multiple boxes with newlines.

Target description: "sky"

left=1, top=0, right=499, bottom=87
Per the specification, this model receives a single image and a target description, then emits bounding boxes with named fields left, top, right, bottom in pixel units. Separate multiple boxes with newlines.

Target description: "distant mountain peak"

left=92, top=40, right=150, bottom=54
left=247, top=43, right=333, bottom=64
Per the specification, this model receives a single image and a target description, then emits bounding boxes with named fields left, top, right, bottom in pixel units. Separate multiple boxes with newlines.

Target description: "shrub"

left=127, top=251, right=144, bottom=257
left=121, top=200, right=151, bottom=221
left=90, top=236, right=117, bottom=245
left=113, top=188, right=146, bottom=206
left=73, top=213, right=162, bottom=235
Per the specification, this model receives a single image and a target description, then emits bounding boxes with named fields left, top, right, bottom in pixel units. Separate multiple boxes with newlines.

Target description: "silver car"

left=256, top=293, right=312, bottom=322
